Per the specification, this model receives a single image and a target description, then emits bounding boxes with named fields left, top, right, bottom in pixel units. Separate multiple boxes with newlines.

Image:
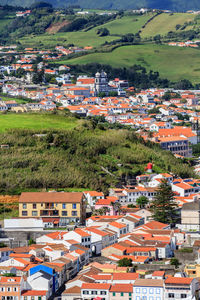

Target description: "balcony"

left=40, top=210, right=59, bottom=217
left=45, top=204, right=55, bottom=209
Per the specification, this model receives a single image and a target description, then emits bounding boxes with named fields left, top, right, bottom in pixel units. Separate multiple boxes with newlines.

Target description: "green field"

left=94, top=14, right=153, bottom=35
left=1, top=96, right=29, bottom=104
left=141, top=13, right=195, bottom=37
left=19, top=14, right=152, bottom=48
left=0, top=113, right=78, bottom=132
left=19, top=30, right=119, bottom=48
left=62, top=44, right=200, bottom=83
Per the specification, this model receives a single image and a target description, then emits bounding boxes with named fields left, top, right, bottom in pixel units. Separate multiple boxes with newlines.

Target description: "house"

left=179, top=199, right=200, bottom=231
left=81, top=283, right=111, bottom=300
left=0, top=247, right=13, bottom=263
left=133, top=279, right=164, bottom=300
left=0, top=276, right=26, bottom=300
left=18, top=192, right=86, bottom=226
left=62, top=285, right=81, bottom=300
left=85, top=227, right=111, bottom=255
left=21, top=290, right=47, bottom=300
left=63, top=229, right=91, bottom=249
left=95, top=198, right=119, bottom=216
left=84, top=191, right=104, bottom=207
left=28, top=264, right=59, bottom=298
left=164, top=277, right=198, bottom=300
left=110, top=284, right=133, bottom=300
left=108, top=221, right=129, bottom=238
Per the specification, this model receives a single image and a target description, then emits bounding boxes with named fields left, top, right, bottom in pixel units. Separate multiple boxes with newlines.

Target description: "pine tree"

left=150, top=179, right=178, bottom=224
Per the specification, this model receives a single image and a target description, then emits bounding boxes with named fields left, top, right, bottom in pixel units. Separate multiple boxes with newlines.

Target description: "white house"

left=81, top=283, right=110, bottom=300
left=133, top=279, right=164, bottom=300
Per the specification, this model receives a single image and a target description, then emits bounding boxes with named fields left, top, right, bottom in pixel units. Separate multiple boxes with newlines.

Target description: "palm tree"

left=111, top=201, right=122, bottom=215
left=102, top=206, right=110, bottom=215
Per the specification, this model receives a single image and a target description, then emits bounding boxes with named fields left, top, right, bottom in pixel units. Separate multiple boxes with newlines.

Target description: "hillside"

left=60, top=44, right=200, bottom=84
left=1, top=0, right=200, bottom=11
left=0, top=112, right=194, bottom=195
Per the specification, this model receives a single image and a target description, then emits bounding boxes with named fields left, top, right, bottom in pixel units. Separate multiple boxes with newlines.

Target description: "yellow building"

left=184, top=264, right=200, bottom=278
left=19, top=192, right=86, bottom=226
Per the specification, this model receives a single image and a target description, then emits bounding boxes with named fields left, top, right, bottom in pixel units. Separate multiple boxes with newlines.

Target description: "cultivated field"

left=62, top=44, right=200, bottom=83
left=141, top=13, right=196, bottom=37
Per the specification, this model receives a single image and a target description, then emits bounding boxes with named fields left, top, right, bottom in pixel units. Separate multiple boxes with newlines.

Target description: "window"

left=72, top=211, right=77, bottom=216
left=91, top=291, right=97, bottom=295
left=181, top=295, right=187, bottom=299
left=100, top=291, right=106, bottom=295
left=7, top=287, right=11, bottom=291
left=136, top=288, right=140, bottom=293
left=168, top=293, right=174, bottom=298
left=31, top=297, right=34, bottom=300
left=143, top=288, right=147, bottom=294
left=72, top=203, right=77, bottom=209
left=156, top=289, right=160, bottom=294
left=33, top=203, right=37, bottom=209
left=22, top=211, right=27, bottom=216
left=14, top=287, right=18, bottom=291
left=149, top=288, right=154, bottom=294
left=62, top=211, right=67, bottom=216
left=62, top=204, right=66, bottom=209
left=129, top=293, right=132, bottom=296
left=24, top=297, right=27, bottom=300
left=121, top=292, right=124, bottom=296
left=32, top=211, right=38, bottom=216
left=23, top=203, right=27, bottom=209
left=113, top=292, right=116, bottom=296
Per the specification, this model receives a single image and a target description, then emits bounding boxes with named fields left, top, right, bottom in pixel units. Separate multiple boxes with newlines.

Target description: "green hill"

left=59, top=44, right=200, bottom=84
left=0, top=112, right=194, bottom=194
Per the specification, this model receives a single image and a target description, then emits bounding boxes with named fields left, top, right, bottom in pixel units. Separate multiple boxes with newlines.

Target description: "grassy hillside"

left=62, top=44, right=200, bottom=83
left=95, top=14, right=153, bottom=36
left=0, top=113, right=78, bottom=132
left=141, top=13, right=196, bottom=38
left=19, top=14, right=152, bottom=49
left=0, top=112, right=194, bottom=194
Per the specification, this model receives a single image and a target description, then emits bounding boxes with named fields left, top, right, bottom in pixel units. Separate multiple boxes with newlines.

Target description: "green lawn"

left=0, top=113, right=78, bottom=132
left=141, top=13, right=195, bottom=37
left=1, top=96, right=29, bottom=104
left=62, top=44, right=200, bottom=83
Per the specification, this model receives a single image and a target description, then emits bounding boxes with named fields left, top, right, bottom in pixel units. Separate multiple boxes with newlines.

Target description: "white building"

left=133, top=279, right=164, bottom=300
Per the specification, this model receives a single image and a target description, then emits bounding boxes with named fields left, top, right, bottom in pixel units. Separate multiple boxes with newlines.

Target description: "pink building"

left=95, top=197, right=118, bottom=216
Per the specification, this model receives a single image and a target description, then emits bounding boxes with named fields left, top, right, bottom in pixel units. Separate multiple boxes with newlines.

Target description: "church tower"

left=95, top=70, right=109, bottom=95
left=192, top=120, right=200, bottom=144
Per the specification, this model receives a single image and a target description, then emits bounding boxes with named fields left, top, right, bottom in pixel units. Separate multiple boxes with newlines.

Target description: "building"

left=0, top=276, right=25, bottom=300
left=95, top=71, right=109, bottom=95
left=158, top=136, right=192, bottom=157
left=179, top=199, right=200, bottom=231
left=164, top=277, right=198, bottom=300
left=133, top=279, right=164, bottom=300
left=81, top=283, right=111, bottom=300
left=110, top=284, right=133, bottom=300
left=19, top=192, right=86, bottom=226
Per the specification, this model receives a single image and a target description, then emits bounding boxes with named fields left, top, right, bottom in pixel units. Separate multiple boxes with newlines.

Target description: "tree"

left=150, top=179, right=178, bottom=224
left=170, top=258, right=180, bottom=269
left=111, top=201, right=122, bottom=215
left=102, top=206, right=110, bottom=215
left=136, top=196, right=149, bottom=208
left=117, top=258, right=133, bottom=267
